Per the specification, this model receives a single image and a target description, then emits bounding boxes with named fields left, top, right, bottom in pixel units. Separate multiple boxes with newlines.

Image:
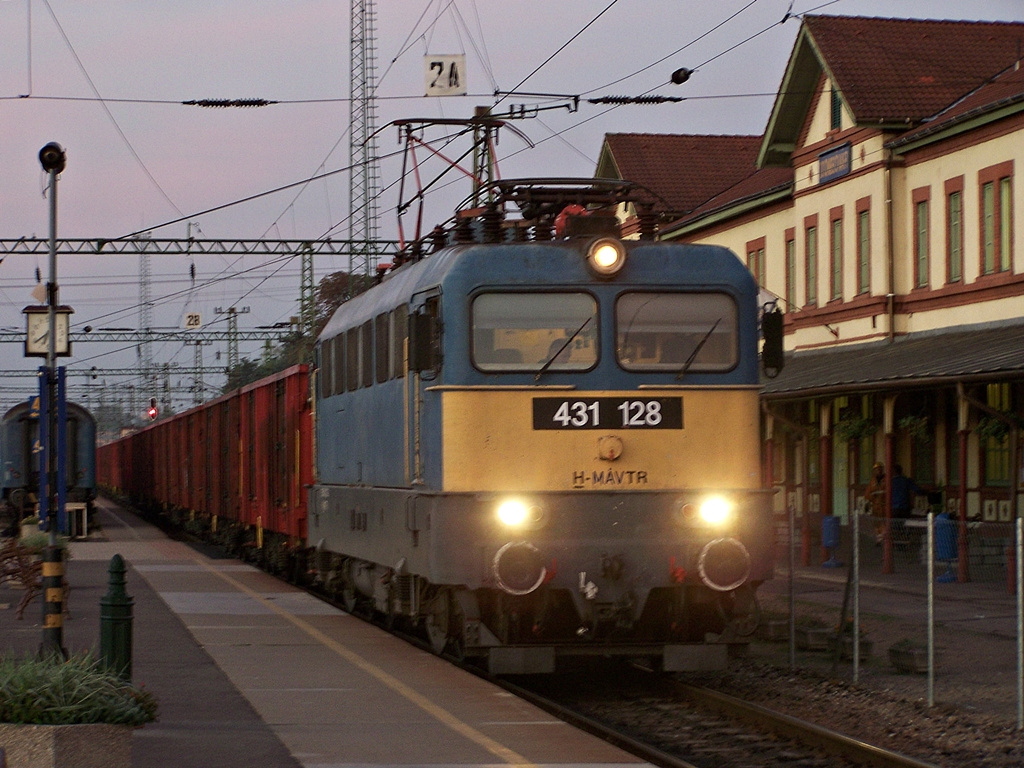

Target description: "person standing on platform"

left=890, top=464, right=921, bottom=519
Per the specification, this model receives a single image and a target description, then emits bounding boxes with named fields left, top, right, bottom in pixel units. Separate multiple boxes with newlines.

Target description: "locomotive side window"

left=361, top=320, right=374, bottom=388
left=472, top=292, right=598, bottom=372
left=332, top=334, right=345, bottom=394
left=346, top=328, right=360, bottom=391
left=391, top=305, right=407, bottom=379
left=320, top=341, right=333, bottom=399
left=616, top=292, right=738, bottom=372
left=374, top=313, right=389, bottom=383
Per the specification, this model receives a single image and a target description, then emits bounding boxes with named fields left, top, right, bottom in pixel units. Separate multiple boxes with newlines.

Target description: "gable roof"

left=597, top=133, right=762, bottom=216
left=760, top=15, right=1024, bottom=166
left=889, top=60, right=1024, bottom=151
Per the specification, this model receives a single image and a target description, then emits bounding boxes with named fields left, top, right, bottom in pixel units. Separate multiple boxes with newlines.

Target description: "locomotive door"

left=407, top=292, right=441, bottom=485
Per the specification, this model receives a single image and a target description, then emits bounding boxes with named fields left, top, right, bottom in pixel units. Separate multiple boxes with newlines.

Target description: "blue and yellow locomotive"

left=311, top=180, right=782, bottom=673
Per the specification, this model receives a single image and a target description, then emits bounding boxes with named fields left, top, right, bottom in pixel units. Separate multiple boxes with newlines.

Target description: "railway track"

left=495, top=664, right=941, bottom=768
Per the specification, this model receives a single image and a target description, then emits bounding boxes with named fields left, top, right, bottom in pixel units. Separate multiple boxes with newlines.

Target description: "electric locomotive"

left=310, top=179, right=783, bottom=673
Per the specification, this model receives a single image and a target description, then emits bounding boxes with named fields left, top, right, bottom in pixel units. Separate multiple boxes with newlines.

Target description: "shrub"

left=0, top=654, right=157, bottom=726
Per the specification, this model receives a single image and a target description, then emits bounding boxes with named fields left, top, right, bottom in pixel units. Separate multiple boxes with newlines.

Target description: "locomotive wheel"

left=424, top=588, right=452, bottom=655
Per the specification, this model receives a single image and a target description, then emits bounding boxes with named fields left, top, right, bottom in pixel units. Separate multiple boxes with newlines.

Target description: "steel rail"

left=672, top=681, right=941, bottom=768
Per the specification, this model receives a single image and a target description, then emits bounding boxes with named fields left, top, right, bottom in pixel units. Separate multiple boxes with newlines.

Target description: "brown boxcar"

left=96, top=365, right=311, bottom=547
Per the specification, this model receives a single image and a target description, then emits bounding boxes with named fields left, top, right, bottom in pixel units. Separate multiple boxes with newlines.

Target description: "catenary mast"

left=349, top=0, right=382, bottom=294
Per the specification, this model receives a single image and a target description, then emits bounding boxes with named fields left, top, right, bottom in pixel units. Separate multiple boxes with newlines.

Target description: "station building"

left=597, top=15, right=1024, bottom=570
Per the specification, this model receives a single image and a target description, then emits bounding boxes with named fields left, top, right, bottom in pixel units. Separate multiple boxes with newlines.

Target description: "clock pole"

left=39, top=142, right=67, bottom=658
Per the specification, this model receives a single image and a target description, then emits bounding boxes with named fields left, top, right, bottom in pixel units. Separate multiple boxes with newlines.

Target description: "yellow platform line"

left=197, top=558, right=538, bottom=768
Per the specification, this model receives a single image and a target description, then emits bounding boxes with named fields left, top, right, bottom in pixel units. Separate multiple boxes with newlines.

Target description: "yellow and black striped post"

left=40, top=544, right=66, bottom=658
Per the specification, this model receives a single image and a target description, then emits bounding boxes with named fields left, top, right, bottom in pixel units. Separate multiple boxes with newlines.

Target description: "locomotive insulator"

left=697, top=537, right=751, bottom=592
left=493, top=541, right=547, bottom=595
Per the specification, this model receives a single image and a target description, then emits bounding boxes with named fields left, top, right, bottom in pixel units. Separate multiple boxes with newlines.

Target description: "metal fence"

left=766, top=511, right=1024, bottom=729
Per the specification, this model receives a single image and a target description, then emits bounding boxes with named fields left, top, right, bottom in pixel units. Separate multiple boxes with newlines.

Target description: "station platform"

left=1, top=498, right=652, bottom=768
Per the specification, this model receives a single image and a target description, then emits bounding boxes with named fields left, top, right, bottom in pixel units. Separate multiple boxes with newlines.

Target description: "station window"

left=471, top=292, right=598, bottom=372
left=829, top=209, right=843, bottom=301
left=913, top=187, right=930, bottom=288
left=784, top=231, right=796, bottom=309
left=978, top=162, right=1013, bottom=275
left=945, top=177, right=963, bottom=283
left=616, top=292, right=737, bottom=373
left=984, top=383, right=1011, bottom=486
left=805, top=220, right=817, bottom=307
left=856, top=200, right=870, bottom=295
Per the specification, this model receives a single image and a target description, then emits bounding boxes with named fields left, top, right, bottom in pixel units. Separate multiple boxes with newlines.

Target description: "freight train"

left=98, top=179, right=783, bottom=674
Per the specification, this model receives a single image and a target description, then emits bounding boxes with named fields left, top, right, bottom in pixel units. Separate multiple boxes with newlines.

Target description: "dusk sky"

left=0, top=0, right=1020, bottom=405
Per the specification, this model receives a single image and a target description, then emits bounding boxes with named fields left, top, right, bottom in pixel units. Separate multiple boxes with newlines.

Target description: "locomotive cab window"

left=472, top=292, right=597, bottom=372
left=616, top=292, right=738, bottom=372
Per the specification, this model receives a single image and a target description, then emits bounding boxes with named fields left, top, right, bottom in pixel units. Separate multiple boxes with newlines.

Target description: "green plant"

left=16, top=532, right=70, bottom=556
left=835, top=415, right=876, bottom=442
left=0, top=654, right=157, bottom=726
left=975, top=414, right=1013, bottom=442
left=898, top=414, right=930, bottom=442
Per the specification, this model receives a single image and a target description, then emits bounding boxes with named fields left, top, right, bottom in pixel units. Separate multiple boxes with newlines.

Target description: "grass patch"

left=0, top=654, right=157, bottom=726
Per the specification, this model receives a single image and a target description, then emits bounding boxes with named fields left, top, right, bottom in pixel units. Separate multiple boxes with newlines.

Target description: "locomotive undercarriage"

left=309, top=546, right=762, bottom=673
left=133, top=496, right=765, bottom=674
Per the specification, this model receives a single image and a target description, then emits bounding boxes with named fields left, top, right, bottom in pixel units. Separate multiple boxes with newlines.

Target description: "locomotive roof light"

left=496, top=497, right=546, bottom=530
left=585, top=237, right=626, bottom=278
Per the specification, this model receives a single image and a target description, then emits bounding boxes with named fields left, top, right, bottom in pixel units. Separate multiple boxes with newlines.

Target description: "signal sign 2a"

left=425, top=54, right=466, bottom=96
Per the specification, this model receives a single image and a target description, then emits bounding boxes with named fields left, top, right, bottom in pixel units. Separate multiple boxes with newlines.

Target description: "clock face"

left=25, top=311, right=70, bottom=356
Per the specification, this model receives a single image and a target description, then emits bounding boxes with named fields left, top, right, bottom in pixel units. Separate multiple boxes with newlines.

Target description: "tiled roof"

left=601, top=133, right=762, bottom=214
left=805, top=15, right=1024, bottom=123
left=667, top=165, right=794, bottom=232
left=890, top=62, right=1024, bottom=148
left=762, top=320, right=1024, bottom=397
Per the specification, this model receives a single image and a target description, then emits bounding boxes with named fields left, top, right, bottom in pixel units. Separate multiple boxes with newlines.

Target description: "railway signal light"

left=147, top=398, right=158, bottom=420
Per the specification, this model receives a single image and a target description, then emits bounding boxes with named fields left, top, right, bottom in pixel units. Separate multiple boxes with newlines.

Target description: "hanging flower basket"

left=897, top=414, right=930, bottom=442
left=834, top=416, right=876, bottom=442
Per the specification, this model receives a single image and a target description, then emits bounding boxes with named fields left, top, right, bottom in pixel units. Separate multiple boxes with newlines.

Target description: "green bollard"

left=100, top=554, right=134, bottom=680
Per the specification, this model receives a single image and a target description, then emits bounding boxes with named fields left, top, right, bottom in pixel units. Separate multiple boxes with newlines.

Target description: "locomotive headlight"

left=586, top=237, right=626, bottom=278
left=496, top=498, right=530, bottom=527
left=495, top=498, right=546, bottom=529
left=698, top=495, right=734, bottom=526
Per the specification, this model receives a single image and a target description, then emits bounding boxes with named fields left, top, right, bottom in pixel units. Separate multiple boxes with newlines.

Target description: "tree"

left=220, top=270, right=374, bottom=393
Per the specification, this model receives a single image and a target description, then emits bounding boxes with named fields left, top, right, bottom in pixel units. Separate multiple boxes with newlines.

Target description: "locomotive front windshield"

left=472, top=292, right=598, bottom=371
left=616, top=292, right=738, bottom=372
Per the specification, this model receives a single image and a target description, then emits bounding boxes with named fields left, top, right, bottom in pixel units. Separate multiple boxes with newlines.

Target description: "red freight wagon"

left=96, top=365, right=312, bottom=557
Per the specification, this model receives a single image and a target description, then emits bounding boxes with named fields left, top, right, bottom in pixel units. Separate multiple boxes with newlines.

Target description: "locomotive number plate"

left=532, top=397, right=682, bottom=430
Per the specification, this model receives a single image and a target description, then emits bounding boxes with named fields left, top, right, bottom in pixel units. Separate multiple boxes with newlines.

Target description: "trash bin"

left=935, top=512, right=957, bottom=583
left=822, top=515, right=842, bottom=567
